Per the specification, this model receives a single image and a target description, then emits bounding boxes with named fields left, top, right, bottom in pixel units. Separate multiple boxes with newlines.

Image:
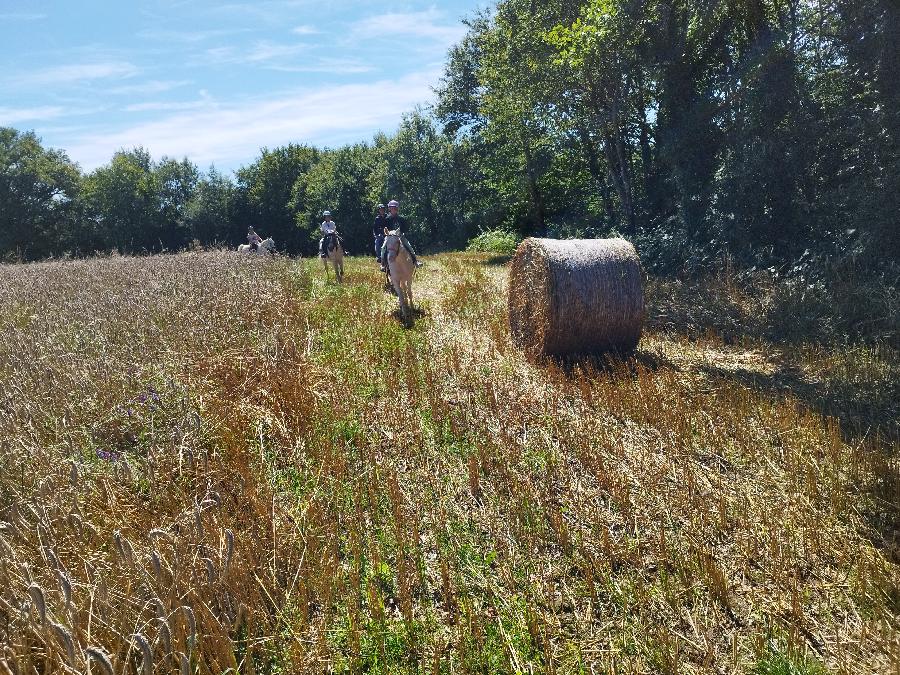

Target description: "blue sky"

left=0, top=0, right=485, bottom=174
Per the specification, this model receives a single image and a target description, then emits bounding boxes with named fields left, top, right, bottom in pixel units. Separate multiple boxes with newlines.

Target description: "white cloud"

left=123, top=101, right=211, bottom=112
left=351, top=9, right=467, bottom=46
left=194, top=40, right=309, bottom=66
left=20, top=62, right=140, bottom=87
left=268, top=59, right=375, bottom=74
left=198, top=46, right=236, bottom=64
left=136, top=28, right=245, bottom=43
left=0, top=105, right=65, bottom=125
left=108, top=80, right=192, bottom=95
left=63, top=68, right=442, bottom=171
left=246, top=40, right=309, bottom=63
left=291, top=25, right=319, bottom=35
left=213, top=1, right=320, bottom=25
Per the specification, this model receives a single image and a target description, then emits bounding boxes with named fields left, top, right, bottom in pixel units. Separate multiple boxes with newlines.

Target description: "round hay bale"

left=508, top=237, right=645, bottom=357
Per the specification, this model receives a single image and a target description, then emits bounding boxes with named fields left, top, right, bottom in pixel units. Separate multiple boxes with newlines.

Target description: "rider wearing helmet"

left=319, top=210, right=339, bottom=258
left=381, top=200, right=423, bottom=268
left=373, top=203, right=388, bottom=269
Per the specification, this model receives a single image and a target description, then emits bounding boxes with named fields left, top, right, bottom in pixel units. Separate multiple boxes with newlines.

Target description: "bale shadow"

left=536, top=347, right=667, bottom=379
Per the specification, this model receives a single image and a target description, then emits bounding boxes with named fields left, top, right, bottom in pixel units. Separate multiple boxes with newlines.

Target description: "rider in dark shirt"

left=247, top=226, right=262, bottom=251
left=382, top=200, right=422, bottom=267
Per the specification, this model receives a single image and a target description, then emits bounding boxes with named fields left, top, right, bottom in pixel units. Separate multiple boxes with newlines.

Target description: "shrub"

left=466, top=229, right=520, bottom=256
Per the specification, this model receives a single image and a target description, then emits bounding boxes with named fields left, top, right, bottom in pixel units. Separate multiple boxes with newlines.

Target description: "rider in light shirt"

left=319, top=210, right=337, bottom=257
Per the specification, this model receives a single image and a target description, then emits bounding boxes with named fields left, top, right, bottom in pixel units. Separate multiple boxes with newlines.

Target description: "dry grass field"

left=0, top=250, right=897, bottom=674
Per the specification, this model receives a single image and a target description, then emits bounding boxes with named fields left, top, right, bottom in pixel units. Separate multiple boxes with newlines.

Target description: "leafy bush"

left=466, top=229, right=520, bottom=256
left=753, top=648, right=827, bottom=675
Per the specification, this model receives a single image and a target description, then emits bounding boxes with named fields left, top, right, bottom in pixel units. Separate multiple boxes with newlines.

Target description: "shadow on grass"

left=536, top=338, right=899, bottom=561
left=697, top=361, right=899, bottom=443
left=390, top=306, right=427, bottom=329
left=534, top=348, right=665, bottom=378
left=480, top=254, right=513, bottom=266
left=695, top=359, right=900, bottom=565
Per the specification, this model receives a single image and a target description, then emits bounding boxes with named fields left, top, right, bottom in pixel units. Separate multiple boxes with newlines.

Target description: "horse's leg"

left=404, top=282, right=413, bottom=319
left=396, top=274, right=411, bottom=323
left=398, top=290, right=408, bottom=322
left=391, top=274, right=402, bottom=311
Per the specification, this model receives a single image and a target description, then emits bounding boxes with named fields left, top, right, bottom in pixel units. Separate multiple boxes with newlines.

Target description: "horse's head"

left=383, top=229, right=404, bottom=260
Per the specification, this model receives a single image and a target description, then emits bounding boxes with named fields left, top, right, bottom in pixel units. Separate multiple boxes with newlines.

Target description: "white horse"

left=323, top=232, right=344, bottom=282
left=383, top=229, right=415, bottom=323
left=238, top=238, right=276, bottom=255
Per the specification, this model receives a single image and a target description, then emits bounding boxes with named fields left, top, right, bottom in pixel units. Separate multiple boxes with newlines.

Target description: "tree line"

left=0, top=118, right=472, bottom=261
left=2, top=0, right=897, bottom=278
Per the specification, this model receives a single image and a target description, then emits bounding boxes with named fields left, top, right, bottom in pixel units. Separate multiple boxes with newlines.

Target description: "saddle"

left=324, top=232, right=342, bottom=253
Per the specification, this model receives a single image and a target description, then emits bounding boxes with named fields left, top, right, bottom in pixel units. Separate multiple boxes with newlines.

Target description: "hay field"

left=0, top=251, right=897, bottom=674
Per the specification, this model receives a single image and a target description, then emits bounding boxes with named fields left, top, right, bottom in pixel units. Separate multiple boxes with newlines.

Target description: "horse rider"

left=381, top=200, right=423, bottom=268
left=247, top=226, right=263, bottom=251
left=319, top=210, right=340, bottom=258
left=373, top=203, right=389, bottom=270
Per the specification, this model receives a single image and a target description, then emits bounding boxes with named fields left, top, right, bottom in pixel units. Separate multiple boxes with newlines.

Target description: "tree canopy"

left=1, top=0, right=897, bottom=277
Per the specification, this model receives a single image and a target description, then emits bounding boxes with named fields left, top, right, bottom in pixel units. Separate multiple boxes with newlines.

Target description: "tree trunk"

left=576, top=125, right=616, bottom=228
left=603, top=130, right=635, bottom=234
left=520, top=123, right=546, bottom=234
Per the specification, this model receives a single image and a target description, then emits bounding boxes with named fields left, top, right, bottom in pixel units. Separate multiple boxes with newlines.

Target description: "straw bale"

left=508, top=237, right=645, bottom=357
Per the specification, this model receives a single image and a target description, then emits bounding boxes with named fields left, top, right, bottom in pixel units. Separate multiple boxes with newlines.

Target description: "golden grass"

left=0, top=250, right=897, bottom=673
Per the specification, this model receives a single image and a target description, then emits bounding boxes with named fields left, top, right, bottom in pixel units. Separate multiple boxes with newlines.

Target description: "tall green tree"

left=823, top=0, right=900, bottom=264
left=291, top=143, right=376, bottom=254
left=378, top=112, right=474, bottom=249
left=154, top=157, right=198, bottom=251
left=183, top=167, right=237, bottom=246
left=81, top=149, right=157, bottom=253
left=81, top=149, right=199, bottom=253
left=235, top=144, right=320, bottom=251
left=0, top=128, right=83, bottom=260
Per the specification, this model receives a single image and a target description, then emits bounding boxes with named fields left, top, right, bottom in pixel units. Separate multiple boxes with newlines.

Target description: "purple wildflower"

left=96, top=449, right=121, bottom=462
